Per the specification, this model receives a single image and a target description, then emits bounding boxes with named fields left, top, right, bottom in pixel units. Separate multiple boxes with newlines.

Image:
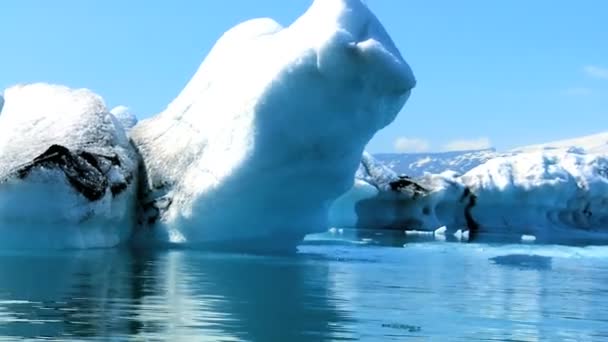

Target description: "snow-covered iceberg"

left=0, top=84, right=139, bottom=249
left=330, top=146, right=608, bottom=243
left=110, top=105, right=138, bottom=130
left=461, top=150, right=608, bottom=242
left=331, top=134, right=608, bottom=243
left=329, top=153, right=466, bottom=231
left=131, top=0, right=415, bottom=250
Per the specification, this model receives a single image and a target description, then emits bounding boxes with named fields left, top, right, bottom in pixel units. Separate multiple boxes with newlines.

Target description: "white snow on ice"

left=461, top=149, right=608, bottom=240
left=375, top=149, right=499, bottom=177
left=0, top=84, right=139, bottom=249
left=110, top=105, right=138, bottom=130
left=332, top=132, right=608, bottom=243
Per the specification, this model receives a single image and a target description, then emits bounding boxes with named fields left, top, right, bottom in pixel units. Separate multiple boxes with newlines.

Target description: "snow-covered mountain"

left=374, top=149, right=498, bottom=177
left=512, top=131, right=608, bottom=155
left=374, top=131, right=608, bottom=178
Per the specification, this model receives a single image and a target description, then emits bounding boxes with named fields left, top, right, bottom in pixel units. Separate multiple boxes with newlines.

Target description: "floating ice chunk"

left=131, top=0, right=415, bottom=250
left=461, top=150, right=608, bottom=241
left=453, top=229, right=470, bottom=242
left=404, top=230, right=434, bottom=236
left=434, top=226, right=447, bottom=236
left=434, top=234, right=447, bottom=242
left=521, top=235, right=537, bottom=243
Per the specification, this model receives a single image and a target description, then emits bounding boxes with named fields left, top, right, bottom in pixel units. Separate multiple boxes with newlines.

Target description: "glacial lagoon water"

left=1, top=230, right=607, bottom=341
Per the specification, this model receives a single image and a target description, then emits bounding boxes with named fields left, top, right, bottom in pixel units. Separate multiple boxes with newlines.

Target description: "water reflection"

left=0, top=249, right=354, bottom=341
left=0, top=236, right=607, bottom=341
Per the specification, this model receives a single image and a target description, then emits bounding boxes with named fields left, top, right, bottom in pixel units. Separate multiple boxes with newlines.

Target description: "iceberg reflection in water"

left=1, top=229, right=608, bottom=341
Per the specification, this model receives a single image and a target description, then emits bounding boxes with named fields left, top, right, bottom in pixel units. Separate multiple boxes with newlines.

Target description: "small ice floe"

left=434, top=226, right=447, bottom=236
left=453, top=229, right=470, bottom=242
left=404, top=230, right=434, bottom=236
left=521, top=234, right=537, bottom=243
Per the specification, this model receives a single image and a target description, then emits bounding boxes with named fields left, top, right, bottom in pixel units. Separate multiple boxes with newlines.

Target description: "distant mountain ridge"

left=511, top=131, right=608, bottom=155
left=373, top=149, right=498, bottom=177
left=375, top=131, right=608, bottom=177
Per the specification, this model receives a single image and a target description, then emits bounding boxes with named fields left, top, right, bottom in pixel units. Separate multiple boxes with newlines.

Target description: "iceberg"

left=330, top=153, right=465, bottom=231
left=461, top=150, right=608, bottom=242
left=0, top=94, right=4, bottom=114
left=0, top=84, right=139, bottom=249
left=331, top=134, right=608, bottom=243
left=131, top=0, right=415, bottom=250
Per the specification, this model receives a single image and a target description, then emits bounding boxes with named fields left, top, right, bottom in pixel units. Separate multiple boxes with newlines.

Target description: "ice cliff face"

left=330, top=153, right=466, bottom=231
left=0, top=84, right=139, bottom=249
left=130, top=0, right=416, bottom=250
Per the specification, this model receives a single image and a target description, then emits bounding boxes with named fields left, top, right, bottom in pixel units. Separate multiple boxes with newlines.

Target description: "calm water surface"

left=1, top=230, right=607, bottom=341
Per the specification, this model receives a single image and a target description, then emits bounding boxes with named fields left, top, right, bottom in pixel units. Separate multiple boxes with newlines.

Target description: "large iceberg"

left=0, top=84, right=139, bottom=249
left=461, top=150, right=608, bottom=242
left=131, top=0, right=415, bottom=250
left=331, top=133, right=608, bottom=243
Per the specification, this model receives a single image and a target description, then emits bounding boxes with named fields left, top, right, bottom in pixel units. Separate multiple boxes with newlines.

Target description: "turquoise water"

left=1, top=230, right=607, bottom=341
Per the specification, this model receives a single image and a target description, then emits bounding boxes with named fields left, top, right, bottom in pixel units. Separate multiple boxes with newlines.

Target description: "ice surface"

left=330, top=153, right=465, bottom=230
left=0, top=94, right=4, bottom=115
left=355, top=152, right=398, bottom=191
left=0, top=84, right=139, bottom=249
left=110, top=105, right=138, bottom=130
left=332, top=132, right=608, bottom=243
left=461, top=150, right=608, bottom=241
left=131, top=0, right=415, bottom=250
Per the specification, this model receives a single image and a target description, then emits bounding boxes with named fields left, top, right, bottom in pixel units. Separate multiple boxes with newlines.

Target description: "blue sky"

left=1, top=1, right=607, bottom=153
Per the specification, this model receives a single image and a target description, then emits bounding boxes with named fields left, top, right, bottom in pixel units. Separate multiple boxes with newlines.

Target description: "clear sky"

left=1, top=1, right=607, bottom=153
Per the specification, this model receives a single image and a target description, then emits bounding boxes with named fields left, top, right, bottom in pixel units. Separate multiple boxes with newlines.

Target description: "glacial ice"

left=461, top=150, right=608, bottom=241
left=330, top=138, right=608, bottom=243
left=130, top=0, right=415, bottom=250
left=330, top=153, right=466, bottom=231
left=110, top=105, right=138, bottom=130
left=0, top=84, right=139, bottom=249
